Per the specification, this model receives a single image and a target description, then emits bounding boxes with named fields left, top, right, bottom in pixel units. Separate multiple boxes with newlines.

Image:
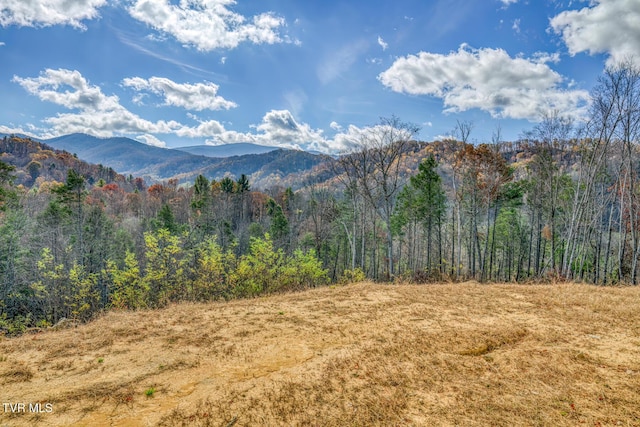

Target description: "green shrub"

left=339, top=268, right=366, bottom=284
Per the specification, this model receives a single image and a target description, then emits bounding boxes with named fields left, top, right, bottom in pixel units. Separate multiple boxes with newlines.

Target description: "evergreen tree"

left=410, top=155, right=447, bottom=273
left=52, top=169, right=87, bottom=263
left=155, top=204, right=179, bottom=234
left=0, top=160, right=17, bottom=211
left=266, top=198, right=290, bottom=248
left=192, top=174, right=210, bottom=210
left=220, top=177, right=235, bottom=194
left=236, top=174, right=250, bottom=193
left=393, top=155, right=446, bottom=275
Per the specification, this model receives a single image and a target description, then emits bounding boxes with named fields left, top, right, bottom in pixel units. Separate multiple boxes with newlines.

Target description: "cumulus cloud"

left=12, top=68, right=185, bottom=140
left=378, top=44, right=590, bottom=121
left=175, top=118, right=226, bottom=138
left=211, top=110, right=371, bottom=153
left=0, top=0, right=106, bottom=29
left=127, top=0, right=286, bottom=51
left=248, top=111, right=398, bottom=153
left=500, top=0, right=519, bottom=6
left=11, top=68, right=379, bottom=153
left=329, top=123, right=411, bottom=153
left=253, top=110, right=323, bottom=149
left=13, top=68, right=122, bottom=112
left=192, top=110, right=363, bottom=153
left=550, top=0, right=640, bottom=65
left=330, top=121, right=343, bottom=131
left=0, top=124, right=39, bottom=137
left=136, top=133, right=167, bottom=148
left=122, top=76, right=237, bottom=111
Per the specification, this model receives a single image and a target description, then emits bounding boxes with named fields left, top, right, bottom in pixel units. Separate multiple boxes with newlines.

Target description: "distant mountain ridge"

left=176, top=143, right=279, bottom=158
left=43, top=133, right=201, bottom=174
left=39, top=133, right=329, bottom=188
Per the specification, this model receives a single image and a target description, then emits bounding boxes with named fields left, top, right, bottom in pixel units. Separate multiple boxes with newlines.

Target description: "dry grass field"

left=1, top=281, right=639, bottom=426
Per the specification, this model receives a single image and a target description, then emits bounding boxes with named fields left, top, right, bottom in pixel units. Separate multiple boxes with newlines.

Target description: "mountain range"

left=176, top=143, right=279, bottom=158
left=35, top=134, right=329, bottom=188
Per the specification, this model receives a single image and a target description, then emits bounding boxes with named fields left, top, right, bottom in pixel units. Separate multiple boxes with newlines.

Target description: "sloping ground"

left=1, top=282, right=639, bottom=426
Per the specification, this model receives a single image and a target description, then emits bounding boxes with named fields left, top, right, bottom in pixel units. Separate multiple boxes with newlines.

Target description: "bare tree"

left=335, top=116, right=419, bottom=278
left=527, top=110, right=573, bottom=277
left=454, top=119, right=474, bottom=144
left=564, top=60, right=640, bottom=283
left=449, top=119, right=473, bottom=280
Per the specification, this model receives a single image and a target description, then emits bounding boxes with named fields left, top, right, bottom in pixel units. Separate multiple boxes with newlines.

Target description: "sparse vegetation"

left=1, top=362, right=33, bottom=384
left=0, top=282, right=638, bottom=426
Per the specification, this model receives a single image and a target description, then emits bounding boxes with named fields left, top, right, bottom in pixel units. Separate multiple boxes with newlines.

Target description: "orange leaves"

left=101, top=183, right=120, bottom=192
left=455, top=143, right=513, bottom=205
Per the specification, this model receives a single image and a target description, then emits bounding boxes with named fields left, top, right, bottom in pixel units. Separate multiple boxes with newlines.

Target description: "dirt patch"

left=1, top=282, right=639, bottom=426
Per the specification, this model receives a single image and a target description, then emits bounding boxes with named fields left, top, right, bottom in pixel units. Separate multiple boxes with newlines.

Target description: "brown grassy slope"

left=0, top=282, right=639, bottom=426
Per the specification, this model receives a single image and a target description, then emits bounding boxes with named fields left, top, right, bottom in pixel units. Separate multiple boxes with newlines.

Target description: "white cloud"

left=122, top=76, right=237, bottom=111
left=248, top=112, right=398, bottom=153
left=196, top=111, right=363, bottom=153
left=175, top=118, right=226, bottom=138
left=10, top=68, right=381, bottom=154
left=136, top=134, right=166, bottom=148
left=532, top=51, right=561, bottom=64
left=378, top=44, right=590, bottom=121
left=377, top=36, right=388, bottom=51
left=0, top=124, right=39, bottom=137
left=0, top=0, right=106, bottom=29
left=215, top=111, right=374, bottom=153
left=12, top=68, right=185, bottom=141
left=127, top=0, right=286, bottom=51
left=550, top=0, right=640, bottom=65
left=0, top=41, right=5, bottom=46
left=329, top=123, right=410, bottom=153
left=500, top=0, right=519, bottom=6
left=254, top=110, right=323, bottom=149
left=13, top=68, right=122, bottom=112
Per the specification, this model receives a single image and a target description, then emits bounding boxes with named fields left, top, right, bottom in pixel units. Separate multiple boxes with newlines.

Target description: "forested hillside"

left=0, top=136, right=130, bottom=189
left=43, top=133, right=329, bottom=188
left=2, top=63, right=640, bottom=334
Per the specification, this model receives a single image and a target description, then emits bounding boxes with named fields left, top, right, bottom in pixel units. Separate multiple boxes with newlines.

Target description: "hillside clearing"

left=1, top=282, right=639, bottom=426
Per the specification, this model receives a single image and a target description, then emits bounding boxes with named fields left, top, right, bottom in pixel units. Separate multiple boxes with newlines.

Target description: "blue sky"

left=0, top=0, right=638, bottom=153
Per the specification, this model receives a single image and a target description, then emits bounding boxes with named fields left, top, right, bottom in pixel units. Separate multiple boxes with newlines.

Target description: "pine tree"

left=0, top=160, right=16, bottom=211
left=266, top=198, right=289, bottom=248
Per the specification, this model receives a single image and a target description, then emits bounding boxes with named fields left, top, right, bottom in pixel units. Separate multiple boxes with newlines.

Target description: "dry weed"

left=1, top=362, right=34, bottom=384
left=0, top=282, right=639, bottom=426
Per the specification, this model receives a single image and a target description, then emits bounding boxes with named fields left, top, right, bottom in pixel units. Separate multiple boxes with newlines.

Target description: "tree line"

left=1, top=61, right=639, bottom=334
